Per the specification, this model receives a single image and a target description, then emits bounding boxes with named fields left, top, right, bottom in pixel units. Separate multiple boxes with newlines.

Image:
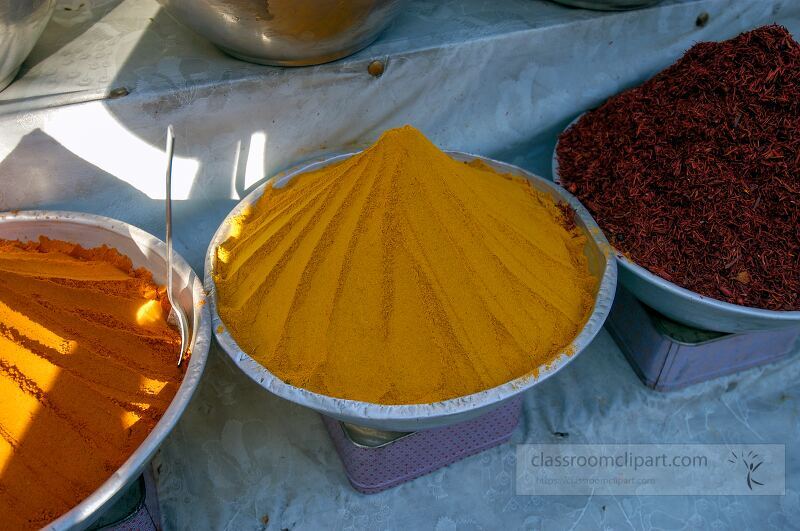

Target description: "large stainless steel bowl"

left=0, top=0, right=56, bottom=91
left=0, top=211, right=212, bottom=531
left=548, top=0, right=662, bottom=10
left=553, top=115, right=800, bottom=333
left=206, top=151, right=617, bottom=431
left=156, top=0, right=407, bottom=66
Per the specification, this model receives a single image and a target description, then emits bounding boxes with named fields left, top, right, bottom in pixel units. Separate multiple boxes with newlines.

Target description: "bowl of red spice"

left=553, top=25, right=800, bottom=334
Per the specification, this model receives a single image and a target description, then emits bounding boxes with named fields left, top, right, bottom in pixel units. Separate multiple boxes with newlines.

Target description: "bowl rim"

left=552, top=113, right=800, bottom=324
left=0, top=210, right=212, bottom=531
left=204, top=150, right=617, bottom=426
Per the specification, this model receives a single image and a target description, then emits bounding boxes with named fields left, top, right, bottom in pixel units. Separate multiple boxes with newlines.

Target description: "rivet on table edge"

left=107, top=87, right=130, bottom=99
left=368, top=60, right=386, bottom=78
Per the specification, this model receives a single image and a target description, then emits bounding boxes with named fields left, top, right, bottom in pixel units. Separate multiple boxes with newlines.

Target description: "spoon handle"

left=164, top=126, right=188, bottom=366
left=165, top=125, right=175, bottom=281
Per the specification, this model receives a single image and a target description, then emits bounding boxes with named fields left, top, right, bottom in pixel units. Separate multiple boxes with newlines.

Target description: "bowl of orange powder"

left=0, top=210, right=211, bottom=530
left=206, top=126, right=616, bottom=431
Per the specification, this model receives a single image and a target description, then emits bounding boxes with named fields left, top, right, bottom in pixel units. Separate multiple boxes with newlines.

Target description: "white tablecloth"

left=0, top=0, right=797, bottom=528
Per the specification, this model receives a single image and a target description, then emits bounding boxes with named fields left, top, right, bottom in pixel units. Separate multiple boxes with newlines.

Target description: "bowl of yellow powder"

left=206, top=126, right=616, bottom=431
left=0, top=211, right=211, bottom=530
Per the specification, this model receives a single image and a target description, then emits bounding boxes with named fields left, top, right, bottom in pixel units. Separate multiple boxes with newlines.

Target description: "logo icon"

left=728, top=450, right=764, bottom=490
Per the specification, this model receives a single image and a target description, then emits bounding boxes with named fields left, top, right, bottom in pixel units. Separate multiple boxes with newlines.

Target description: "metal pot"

left=553, top=115, right=800, bottom=334
left=0, top=0, right=56, bottom=91
left=156, top=0, right=407, bottom=66
left=0, top=211, right=212, bottom=530
left=206, top=152, right=617, bottom=431
left=548, top=0, right=662, bottom=10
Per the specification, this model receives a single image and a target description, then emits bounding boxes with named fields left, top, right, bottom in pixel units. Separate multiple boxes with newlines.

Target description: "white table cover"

left=0, top=0, right=797, bottom=528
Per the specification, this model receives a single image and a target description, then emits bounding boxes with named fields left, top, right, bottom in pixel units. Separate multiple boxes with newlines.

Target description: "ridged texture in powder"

left=215, top=126, right=596, bottom=405
left=0, top=237, right=182, bottom=530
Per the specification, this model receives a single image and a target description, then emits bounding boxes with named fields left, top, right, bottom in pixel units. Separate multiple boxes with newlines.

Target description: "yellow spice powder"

left=214, top=126, right=597, bottom=404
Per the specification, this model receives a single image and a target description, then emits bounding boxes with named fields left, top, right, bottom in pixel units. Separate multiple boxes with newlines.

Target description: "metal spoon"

left=165, top=125, right=189, bottom=366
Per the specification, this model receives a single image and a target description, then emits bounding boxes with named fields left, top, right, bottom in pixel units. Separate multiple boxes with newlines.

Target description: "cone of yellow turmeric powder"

left=0, top=235, right=184, bottom=530
left=213, top=126, right=601, bottom=405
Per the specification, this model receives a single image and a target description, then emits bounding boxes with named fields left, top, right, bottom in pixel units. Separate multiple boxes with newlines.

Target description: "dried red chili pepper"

left=557, top=25, right=800, bottom=311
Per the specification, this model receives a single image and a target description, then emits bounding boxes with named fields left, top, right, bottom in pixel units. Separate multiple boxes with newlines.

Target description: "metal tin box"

left=322, top=396, right=523, bottom=494
left=89, top=466, right=160, bottom=531
left=607, top=287, right=799, bottom=391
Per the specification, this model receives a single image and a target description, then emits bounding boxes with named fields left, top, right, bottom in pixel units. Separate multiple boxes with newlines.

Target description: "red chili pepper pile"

left=557, top=25, right=800, bottom=311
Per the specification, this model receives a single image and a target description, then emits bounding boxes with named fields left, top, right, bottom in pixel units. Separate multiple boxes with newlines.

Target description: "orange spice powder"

left=215, top=126, right=597, bottom=404
left=0, top=236, right=182, bottom=529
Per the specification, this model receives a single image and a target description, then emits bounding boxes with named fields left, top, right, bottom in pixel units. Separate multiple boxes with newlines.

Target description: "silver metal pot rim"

left=205, top=151, right=617, bottom=430
left=552, top=113, right=800, bottom=331
left=0, top=0, right=57, bottom=92
left=0, top=210, right=212, bottom=531
left=156, top=0, right=407, bottom=67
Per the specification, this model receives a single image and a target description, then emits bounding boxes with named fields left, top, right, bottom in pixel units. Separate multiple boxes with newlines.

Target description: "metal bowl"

left=0, top=211, right=212, bottom=531
left=547, top=0, right=662, bottom=10
left=156, top=0, right=407, bottom=66
left=553, top=115, right=800, bottom=333
left=0, top=0, right=56, bottom=91
left=205, top=151, right=617, bottom=431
